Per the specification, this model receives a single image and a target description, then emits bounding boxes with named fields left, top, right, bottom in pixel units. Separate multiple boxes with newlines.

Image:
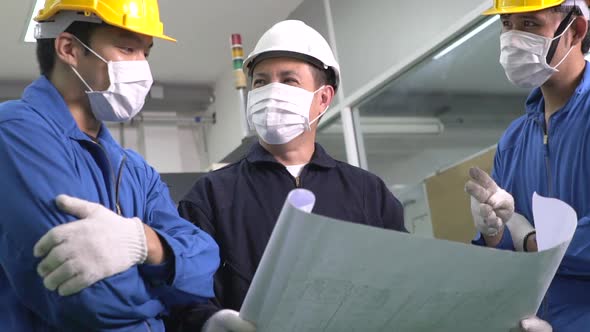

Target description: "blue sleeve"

left=138, top=162, right=220, bottom=307
left=0, top=118, right=167, bottom=330
left=171, top=199, right=223, bottom=331
left=559, top=215, right=590, bottom=276
left=491, top=144, right=503, bottom=186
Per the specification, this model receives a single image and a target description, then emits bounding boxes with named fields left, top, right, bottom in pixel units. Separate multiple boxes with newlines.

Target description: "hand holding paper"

left=239, top=189, right=576, bottom=331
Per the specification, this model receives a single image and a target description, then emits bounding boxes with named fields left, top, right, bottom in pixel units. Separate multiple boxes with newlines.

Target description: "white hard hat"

left=243, top=20, right=341, bottom=92
left=564, top=0, right=590, bottom=18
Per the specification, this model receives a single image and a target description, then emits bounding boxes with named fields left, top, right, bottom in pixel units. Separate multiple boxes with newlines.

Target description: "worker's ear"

left=317, top=85, right=334, bottom=111
left=55, top=32, right=84, bottom=67
left=570, top=15, right=588, bottom=49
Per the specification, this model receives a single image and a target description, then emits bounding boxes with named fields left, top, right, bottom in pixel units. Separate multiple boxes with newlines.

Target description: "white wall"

left=142, top=124, right=183, bottom=173
left=205, top=69, right=246, bottom=164
left=106, top=115, right=210, bottom=173
left=287, top=0, right=329, bottom=40
left=179, top=124, right=210, bottom=171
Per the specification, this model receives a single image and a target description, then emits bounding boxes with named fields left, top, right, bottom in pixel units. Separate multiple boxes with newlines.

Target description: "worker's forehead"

left=500, top=9, right=562, bottom=21
left=91, top=25, right=154, bottom=49
left=252, top=57, right=313, bottom=75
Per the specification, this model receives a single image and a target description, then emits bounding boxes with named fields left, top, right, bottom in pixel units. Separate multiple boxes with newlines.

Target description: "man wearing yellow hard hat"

left=465, top=0, right=590, bottom=331
left=0, top=1, right=220, bottom=331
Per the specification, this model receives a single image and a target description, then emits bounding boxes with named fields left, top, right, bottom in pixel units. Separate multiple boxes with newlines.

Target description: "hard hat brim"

left=245, top=51, right=328, bottom=74
left=244, top=50, right=339, bottom=92
left=482, top=0, right=566, bottom=15
left=34, top=4, right=176, bottom=42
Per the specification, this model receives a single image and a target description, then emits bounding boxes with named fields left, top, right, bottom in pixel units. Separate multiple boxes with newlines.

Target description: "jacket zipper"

left=222, top=260, right=253, bottom=283
left=294, top=165, right=307, bottom=188
left=115, top=154, right=128, bottom=215
left=540, top=118, right=552, bottom=317
left=542, top=120, right=553, bottom=197
left=93, top=141, right=125, bottom=215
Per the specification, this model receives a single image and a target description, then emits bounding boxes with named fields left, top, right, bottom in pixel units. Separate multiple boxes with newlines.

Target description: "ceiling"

left=1, top=1, right=304, bottom=84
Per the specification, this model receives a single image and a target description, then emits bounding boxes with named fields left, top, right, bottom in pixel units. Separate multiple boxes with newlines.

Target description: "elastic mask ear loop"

left=307, top=85, right=329, bottom=129
left=308, top=106, right=330, bottom=128
left=71, top=35, right=108, bottom=63
left=554, top=44, right=576, bottom=70
left=70, top=65, right=94, bottom=92
left=69, top=35, right=109, bottom=92
left=546, top=9, right=576, bottom=64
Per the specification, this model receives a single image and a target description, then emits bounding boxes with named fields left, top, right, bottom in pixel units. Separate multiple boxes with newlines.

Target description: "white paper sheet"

left=533, top=192, right=578, bottom=251
left=240, top=189, right=577, bottom=332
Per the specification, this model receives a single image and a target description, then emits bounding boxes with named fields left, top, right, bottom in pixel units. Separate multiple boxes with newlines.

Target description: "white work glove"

left=506, top=212, right=536, bottom=252
left=33, top=195, right=147, bottom=296
left=202, top=310, right=256, bottom=332
left=465, top=167, right=514, bottom=236
left=520, top=316, right=553, bottom=332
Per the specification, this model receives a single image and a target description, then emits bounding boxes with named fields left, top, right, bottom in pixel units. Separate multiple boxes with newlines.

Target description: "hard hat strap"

left=546, top=8, right=576, bottom=64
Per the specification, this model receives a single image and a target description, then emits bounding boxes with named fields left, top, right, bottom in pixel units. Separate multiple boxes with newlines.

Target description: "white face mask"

left=247, top=82, right=328, bottom=145
left=499, top=19, right=575, bottom=89
left=70, top=36, right=154, bottom=122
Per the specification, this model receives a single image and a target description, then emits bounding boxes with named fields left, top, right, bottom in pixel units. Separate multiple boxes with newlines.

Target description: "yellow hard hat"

left=34, top=0, right=175, bottom=42
left=483, top=0, right=566, bottom=15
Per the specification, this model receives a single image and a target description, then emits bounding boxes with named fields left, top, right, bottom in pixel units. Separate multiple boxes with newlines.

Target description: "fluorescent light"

left=322, top=117, right=444, bottom=135
left=433, top=15, right=500, bottom=60
left=24, top=0, right=46, bottom=43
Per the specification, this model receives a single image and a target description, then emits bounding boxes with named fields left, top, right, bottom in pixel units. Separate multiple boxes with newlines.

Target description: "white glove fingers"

left=204, top=309, right=256, bottom=332
left=478, top=203, right=494, bottom=219
left=481, top=207, right=502, bottom=235
left=465, top=180, right=492, bottom=203
left=520, top=316, right=553, bottom=332
left=490, top=198, right=512, bottom=211
left=34, top=196, right=149, bottom=295
left=33, top=225, right=69, bottom=258
left=496, top=208, right=513, bottom=222
left=485, top=217, right=502, bottom=232
left=37, top=242, right=72, bottom=277
left=42, top=259, right=77, bottom=292
left=56, top=194, right=99, bottom=219
left=57, top=273, right=91, bottom=296
left=469, top=167, right=499, bottom=194
left=488, top=189, right=515, bottom=222
left=223, top=315, right=256, bottom=332
left=488, top=190, right=514, bottom=207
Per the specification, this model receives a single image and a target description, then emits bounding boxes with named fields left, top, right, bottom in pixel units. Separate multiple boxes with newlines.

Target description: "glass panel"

left=316, top=114, right=347, bottom=162
left=348, top=17, right=529, bottom=235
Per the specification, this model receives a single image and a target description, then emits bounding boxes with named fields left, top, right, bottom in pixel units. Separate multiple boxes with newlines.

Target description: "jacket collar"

left=525, top=61, right=590, bottom=117
left=22, top=76, right=118, bottom=146
left=246, top=141, right=337, bottom=168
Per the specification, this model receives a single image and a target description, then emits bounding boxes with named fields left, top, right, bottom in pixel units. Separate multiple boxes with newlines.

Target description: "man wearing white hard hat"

left=464, top=0, right=590, bottom=331
left=170, top=20, right=407, bottom=332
